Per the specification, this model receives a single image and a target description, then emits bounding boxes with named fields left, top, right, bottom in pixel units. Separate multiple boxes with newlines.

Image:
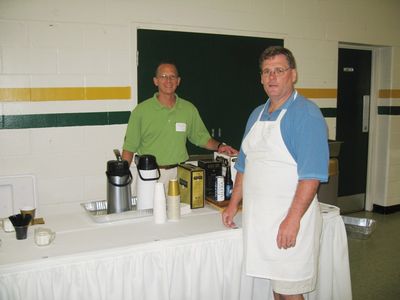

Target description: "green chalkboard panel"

left=137, top=29, right=283, bottom=153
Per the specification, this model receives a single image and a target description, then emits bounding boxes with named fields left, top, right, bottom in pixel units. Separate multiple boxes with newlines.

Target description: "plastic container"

left=342, top=216, right=376, bottom=239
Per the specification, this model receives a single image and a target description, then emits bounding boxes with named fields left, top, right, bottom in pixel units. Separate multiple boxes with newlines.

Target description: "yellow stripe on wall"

left=0, top=87, right=131, bottom=101
left=297, top=88, right=337, bottom=99
left=31, top=87, right=85, bottom=101
left=1, top=86, right=335, bottom=101
left=379, top=89, right=400, bottom=98
left=86, top=87, right=131, bottom=100
left=0, top=88, right=31, bottom=101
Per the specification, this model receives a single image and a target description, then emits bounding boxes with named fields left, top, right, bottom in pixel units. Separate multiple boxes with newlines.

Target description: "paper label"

left=176, top=122, right=186, bottom=132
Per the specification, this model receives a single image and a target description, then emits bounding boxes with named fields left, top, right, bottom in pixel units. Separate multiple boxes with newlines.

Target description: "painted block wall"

left=372, top=46, right=400, bottom=208
left=388, top=46, right=400, bottom=206
left=0, top=0, right=400, bottom=214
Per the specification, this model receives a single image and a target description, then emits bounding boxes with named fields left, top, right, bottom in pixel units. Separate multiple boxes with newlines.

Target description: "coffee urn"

left=106, top=150, right=133, bottom=214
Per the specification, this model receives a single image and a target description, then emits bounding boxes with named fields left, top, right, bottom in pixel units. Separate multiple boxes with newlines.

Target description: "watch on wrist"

left=217, top=142, right=226, bottom=150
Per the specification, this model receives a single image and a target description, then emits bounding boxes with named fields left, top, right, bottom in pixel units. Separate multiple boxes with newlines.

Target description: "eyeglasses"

left=261, top=67, right=291, bottom=77
left=158, top=74, right=179, bottom=81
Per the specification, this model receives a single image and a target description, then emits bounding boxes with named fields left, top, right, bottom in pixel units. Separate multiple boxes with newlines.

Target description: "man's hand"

left=276, top=179, right=320, bottom=249
left=221, top=172, right=243, bottom=228
left=204, top=139, right=239, bottom=155
left=218, top=144, right=239, bottom=155
left=222, top=204, right=239, bottom=228
left=276, top=216, right=300, bottom=249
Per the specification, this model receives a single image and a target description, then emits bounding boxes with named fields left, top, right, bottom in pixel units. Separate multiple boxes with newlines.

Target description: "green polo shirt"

left=123, top=93, right=211, bottom=165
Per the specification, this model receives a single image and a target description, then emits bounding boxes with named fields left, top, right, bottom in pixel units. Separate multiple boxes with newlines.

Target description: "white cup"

left=34, top=227, right=56, bottom=246
left=153, top=182, right=167, bottom=224
left=2, top=218, right=15, bottom=232
left=20, top=206, right=36, bottom=226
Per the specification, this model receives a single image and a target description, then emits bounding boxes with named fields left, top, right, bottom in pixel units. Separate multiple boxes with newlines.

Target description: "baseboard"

left=372, top=204, right=400, bottom=214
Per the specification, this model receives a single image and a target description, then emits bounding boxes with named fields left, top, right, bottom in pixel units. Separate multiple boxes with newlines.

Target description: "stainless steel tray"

left=342, top=216, right=376, bottom=239
left=81, top=197, right=153, bottom=223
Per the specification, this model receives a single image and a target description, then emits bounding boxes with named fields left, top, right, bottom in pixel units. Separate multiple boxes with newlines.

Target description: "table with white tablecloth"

left=0, top=203, right=351, bottom=300
left=240, top=203, right=352, bottom=300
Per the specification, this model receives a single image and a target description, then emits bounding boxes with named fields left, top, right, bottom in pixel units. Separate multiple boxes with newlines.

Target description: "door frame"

left=338, top=43, right=380, bottom=211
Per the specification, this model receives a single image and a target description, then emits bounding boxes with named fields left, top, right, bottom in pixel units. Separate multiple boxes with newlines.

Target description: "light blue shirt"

left=235, top=91, right=329, bottom=182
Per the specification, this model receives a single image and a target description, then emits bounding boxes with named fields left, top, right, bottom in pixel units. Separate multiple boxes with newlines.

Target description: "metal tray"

left=342, top=216, right=376, bottom=239
left=81, top=197, right=153, bottom=223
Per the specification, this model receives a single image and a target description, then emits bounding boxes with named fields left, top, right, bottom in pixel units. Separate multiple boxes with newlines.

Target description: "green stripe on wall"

left=321, top=106, right=400, bottom=117
left=2, top=106, right=397, bottom=130
left=378, top=106, right=400, bottom=115
left=320, top=108, right=337, bottom=118
left=108, top=111, right=131, bottom=124
left=1, top=111, right=131, bottom=129
left=2, top=109, right=339, bottom=129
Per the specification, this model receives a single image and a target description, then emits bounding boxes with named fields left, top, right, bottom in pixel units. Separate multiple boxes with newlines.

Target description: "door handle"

left=362, top=95, right=370, bottom=133
left=211, top=128, right=215, bottom=137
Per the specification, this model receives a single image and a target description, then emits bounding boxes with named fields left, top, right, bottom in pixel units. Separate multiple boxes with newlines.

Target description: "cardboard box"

left=214, top=152, right=238, bottom=182
left=177, top=164, right=205, bottom=209
left=198, top=160, right=222, bottom=198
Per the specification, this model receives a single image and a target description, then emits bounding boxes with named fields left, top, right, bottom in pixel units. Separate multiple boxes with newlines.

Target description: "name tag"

left=176, top=122, right=186, bottom=132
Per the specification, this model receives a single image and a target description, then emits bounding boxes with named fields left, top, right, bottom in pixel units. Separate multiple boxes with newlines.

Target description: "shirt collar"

left=152, top=93, right=180, bottom=110
left=264, top=90, right=297, bottom=116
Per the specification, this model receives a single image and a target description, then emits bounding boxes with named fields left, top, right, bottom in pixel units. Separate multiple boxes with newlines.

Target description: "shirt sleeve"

left=186, top=105, right=211, bottom=147
left=282, top=99, right=329, bottom=182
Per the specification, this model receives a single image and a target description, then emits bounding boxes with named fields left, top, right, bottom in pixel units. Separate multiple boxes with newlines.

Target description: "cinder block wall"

left=0, top=0, right=399, bottom=214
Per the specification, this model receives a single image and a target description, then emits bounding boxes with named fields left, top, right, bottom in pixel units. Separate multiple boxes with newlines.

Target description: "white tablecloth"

left=0, top=204, right=351, bottom=300
left=239, top=204, right=352, bottom=300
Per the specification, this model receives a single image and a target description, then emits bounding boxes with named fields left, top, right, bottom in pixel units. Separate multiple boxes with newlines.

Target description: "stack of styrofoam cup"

left=167, top=179, right=181, bottom=222
left=153, top=182, right=167, bottom=224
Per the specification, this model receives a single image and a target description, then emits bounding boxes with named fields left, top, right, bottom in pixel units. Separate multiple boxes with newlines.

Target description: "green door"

left=137, top=29, right=283, bottom=154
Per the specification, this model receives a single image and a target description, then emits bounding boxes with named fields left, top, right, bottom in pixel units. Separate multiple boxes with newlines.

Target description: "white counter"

left=0, top=203, right=351, bottom=300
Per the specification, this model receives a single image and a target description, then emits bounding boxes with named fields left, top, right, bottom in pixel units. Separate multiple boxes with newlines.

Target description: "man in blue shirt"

left=222, top=46, right=329, bottom=299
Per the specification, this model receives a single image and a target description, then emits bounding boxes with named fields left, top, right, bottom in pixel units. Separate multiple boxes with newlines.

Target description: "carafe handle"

left=113, top=149, right=122, bottom=161
left=106, top=170, right=133, bottom=187
left=137, top=166, right=161, bottom=181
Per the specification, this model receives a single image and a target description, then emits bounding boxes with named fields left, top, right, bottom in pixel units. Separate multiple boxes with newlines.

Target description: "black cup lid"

left=137, top=154, right=158, bottom=170
left=107, top=159, right=130, bottom=176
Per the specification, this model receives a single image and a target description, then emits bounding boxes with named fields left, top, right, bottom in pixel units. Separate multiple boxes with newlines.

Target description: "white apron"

left=242, top=94, right=321, bottom=281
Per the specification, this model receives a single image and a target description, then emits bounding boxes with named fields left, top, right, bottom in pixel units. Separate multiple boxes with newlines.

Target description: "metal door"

left=336, top=48, right=372, bottom=212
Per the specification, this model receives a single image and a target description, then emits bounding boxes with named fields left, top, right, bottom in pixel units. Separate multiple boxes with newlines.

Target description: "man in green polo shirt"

left=122, top=61, right=237, bottom=190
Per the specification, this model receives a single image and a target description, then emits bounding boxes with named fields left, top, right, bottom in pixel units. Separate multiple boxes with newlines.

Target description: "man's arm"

left=203, top=138, right=239, bottom=155
left=122, top=150, right=135, bottom=166
left=221, top=172, right=243, bottom=228
left=277, top=179, right=320, bottom=249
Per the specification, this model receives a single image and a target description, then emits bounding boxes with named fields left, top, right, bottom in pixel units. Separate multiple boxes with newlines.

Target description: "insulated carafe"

left=106, top=150, right=132, bottom=214
left=136, top=154, right=160, bottom=210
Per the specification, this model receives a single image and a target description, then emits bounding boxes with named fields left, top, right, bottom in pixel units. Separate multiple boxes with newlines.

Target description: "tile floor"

left=344, top=210, right=400, bottom=299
